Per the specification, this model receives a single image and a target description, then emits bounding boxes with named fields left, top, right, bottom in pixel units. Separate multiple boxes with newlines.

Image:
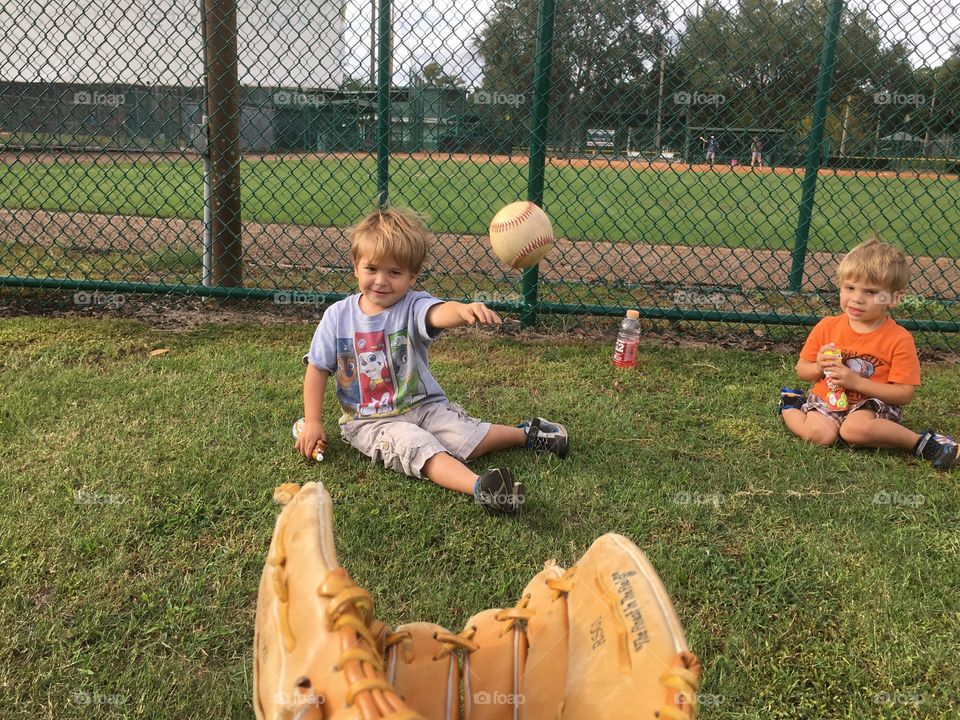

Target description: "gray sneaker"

left=474, top=468, right=525, bottom=515
left=915, top=430, right=959, bottom=470
left=519, top=417, right=569, bottom=459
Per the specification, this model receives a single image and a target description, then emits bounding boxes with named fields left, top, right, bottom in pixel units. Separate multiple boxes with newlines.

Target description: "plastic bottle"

left=612, top=310, right=641, bottom=368
left=822, top=348, right=849, bottom=410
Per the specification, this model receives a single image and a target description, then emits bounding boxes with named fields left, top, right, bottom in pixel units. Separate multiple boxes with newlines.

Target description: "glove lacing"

left=318, top=576, right=424, bottom=720
left=657, top=655, right=701, bottom=720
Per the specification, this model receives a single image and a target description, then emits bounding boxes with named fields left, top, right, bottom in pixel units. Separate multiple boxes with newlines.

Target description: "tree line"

left=468, top=0, right=958, bottom=154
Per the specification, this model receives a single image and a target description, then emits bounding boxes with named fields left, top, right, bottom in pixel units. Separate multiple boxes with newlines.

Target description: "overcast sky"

left=0, top=0, right=955, bottom=90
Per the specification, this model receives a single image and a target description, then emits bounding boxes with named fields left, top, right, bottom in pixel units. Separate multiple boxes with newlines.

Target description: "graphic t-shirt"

left=799, top=314, right=921, bottom=406
left=306, top=291, right=446, bottom=422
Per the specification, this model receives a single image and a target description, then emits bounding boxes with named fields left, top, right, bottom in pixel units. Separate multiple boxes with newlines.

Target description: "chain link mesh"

left=1, top=0, right=958, bottom=347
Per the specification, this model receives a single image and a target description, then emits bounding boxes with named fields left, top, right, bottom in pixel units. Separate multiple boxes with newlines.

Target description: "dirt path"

left=3, top=208, right=958, bottom=301
left=2, top=148, right=957, bottom=182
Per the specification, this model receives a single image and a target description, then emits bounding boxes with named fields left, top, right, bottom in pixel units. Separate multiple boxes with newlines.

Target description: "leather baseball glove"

left=254, top=482, right=702, bottom=719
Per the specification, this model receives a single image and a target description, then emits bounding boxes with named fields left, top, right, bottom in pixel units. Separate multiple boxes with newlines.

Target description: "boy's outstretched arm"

left=426, top=301, right=502, bottom=331
left=296, top=364, right=328, bottom=458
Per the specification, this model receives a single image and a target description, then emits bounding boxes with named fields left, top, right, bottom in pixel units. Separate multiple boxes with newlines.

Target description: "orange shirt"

left=800, top=314, right=921, bottom=406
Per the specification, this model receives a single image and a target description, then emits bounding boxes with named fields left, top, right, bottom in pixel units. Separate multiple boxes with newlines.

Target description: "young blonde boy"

left=779, top=237, right=958, bottom=469
left=294, top=206, right=569, bottom=513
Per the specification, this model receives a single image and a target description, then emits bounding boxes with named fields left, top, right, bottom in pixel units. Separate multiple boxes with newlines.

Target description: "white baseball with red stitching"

left=488, top=201, right=555, bottom=270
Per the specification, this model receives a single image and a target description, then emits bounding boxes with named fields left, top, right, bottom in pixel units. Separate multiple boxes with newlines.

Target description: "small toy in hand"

left=292, top=418, right=325, bottom=462
left=823, top=348, right=849, bottom=410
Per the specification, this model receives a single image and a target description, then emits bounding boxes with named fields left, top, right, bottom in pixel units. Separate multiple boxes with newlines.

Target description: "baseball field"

left=1, top=151, right=959, bottom=257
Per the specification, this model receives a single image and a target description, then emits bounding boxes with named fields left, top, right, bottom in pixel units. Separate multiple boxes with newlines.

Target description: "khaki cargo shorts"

left=340, top=400, right=490, bottom=478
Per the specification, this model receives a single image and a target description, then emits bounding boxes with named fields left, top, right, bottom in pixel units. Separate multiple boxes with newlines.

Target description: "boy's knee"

left=805, top=427, right=838, bottom=446
left=838, top=419, right=872, bottom=447
left=793, top=418, right=837, bottom=446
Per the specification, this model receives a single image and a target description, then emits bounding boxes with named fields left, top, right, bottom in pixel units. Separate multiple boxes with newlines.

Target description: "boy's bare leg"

left=839, top=410, right=920, bottom=450
left=421, top=426, right=527, bottom=496
left=467, top=424, right=527, bottom=460
left=421, top=452, right=478, bottom=495
left=782, top=408, right=839, bottom=446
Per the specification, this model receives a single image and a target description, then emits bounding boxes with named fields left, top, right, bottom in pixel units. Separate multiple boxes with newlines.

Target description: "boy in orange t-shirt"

left=779, top=237, right=958, bottom=469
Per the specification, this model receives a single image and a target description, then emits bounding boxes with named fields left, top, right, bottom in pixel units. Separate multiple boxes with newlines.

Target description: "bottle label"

left=613, top=338, right=638, bottom=367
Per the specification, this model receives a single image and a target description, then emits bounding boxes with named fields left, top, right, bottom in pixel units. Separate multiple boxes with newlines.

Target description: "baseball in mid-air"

left=488, top=201, right=555, bottom=270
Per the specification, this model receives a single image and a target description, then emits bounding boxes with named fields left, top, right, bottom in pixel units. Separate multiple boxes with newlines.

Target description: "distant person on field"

left=778, top=237, right=958, bottom=470
left=750, top=136, right=763, bottom=168
left=699, top=134, right=717, bottom=166
left=294, top=206, right=569, bottom=514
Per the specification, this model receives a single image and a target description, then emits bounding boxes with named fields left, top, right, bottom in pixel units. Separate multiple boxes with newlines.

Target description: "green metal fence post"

left=375, top=0, right=391, bottom=208
left=789, top=0, right=844, bottom=292
left=522, top=0, right=558, bottom=328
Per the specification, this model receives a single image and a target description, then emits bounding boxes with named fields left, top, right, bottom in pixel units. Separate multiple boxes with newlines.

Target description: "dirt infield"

left=2, top=148, right=956, bottom=182
left=3, top=207, right=959, bottom=301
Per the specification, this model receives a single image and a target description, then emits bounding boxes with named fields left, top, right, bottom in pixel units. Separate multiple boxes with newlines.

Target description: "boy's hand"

left=456, top=302, right=502, bottom=326
left=824, top=363, right=856, bottom=387
left=816, top=343, right=841, bottom=374
left=295, top=419, right=327, bottom=460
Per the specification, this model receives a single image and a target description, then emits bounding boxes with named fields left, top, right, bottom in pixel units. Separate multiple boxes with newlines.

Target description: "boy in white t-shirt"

left=295, top=206, right=569, bottom=514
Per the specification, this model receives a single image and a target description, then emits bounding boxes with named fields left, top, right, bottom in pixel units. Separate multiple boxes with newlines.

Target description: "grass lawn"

left=1, top=155, right=959, bottom=257
left=1, top=316, right=958, bottom=719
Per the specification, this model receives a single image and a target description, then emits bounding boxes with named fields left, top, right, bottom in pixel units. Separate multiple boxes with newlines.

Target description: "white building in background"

left=1, top=0, right=346, bottom=90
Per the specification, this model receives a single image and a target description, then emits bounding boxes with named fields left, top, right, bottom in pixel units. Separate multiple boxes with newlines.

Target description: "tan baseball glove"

left=254, top=482, right=702, bottom=720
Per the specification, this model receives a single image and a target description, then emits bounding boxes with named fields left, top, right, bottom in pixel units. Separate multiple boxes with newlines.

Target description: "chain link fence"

left=1, top=0, right=958, bottom=348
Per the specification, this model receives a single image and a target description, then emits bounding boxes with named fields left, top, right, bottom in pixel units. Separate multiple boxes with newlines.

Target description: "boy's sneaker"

left=914, top=430, right=959, bottom=470
left=519, top=417, right=569, bottom=459
left=474, top=468, right=525, bottom=515
left=777, top=387, right=805, bottom=416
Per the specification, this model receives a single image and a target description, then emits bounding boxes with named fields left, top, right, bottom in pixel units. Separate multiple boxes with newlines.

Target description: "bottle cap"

left=626, top=309, right=640, bottom=319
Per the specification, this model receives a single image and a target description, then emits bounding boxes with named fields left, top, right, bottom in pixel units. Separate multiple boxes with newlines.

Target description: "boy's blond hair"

left=835, top=236, right=911, bottom=293
left=348, top=206, right=432, bottom=274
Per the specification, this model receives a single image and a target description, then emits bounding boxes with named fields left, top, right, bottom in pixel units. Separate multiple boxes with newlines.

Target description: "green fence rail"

left=1, top=0, right=959, bottom=346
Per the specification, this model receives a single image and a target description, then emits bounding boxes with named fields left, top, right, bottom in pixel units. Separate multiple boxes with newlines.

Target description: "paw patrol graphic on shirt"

left=355, top=332, right=396, bottom=416
left=388, top=329, right=425, bottom=402
left=335, top=337, right=361, bottom=409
